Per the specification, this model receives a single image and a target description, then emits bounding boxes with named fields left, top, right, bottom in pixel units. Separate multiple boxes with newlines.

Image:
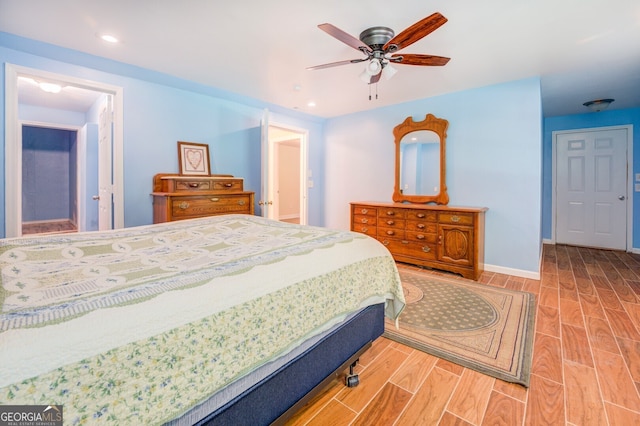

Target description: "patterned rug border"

left=383, top=269, right=536, bottom=387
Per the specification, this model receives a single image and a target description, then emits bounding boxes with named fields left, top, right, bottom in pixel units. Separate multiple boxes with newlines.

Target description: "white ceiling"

left=2, top=0, right=639, bottom=118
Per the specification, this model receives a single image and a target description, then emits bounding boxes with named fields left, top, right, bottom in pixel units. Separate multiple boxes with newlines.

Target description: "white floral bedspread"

left=0, top=215, right=404, bottom=424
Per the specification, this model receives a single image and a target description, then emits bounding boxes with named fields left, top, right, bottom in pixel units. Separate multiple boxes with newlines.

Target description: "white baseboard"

left=484, top=263, right=540, bottom=280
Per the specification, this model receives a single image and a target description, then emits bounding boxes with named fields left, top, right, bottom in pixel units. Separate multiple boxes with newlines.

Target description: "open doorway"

left=4, top=63, right=124, bottom=238
left=21, top=125, right=80, bottom=236
left=266, top=124, right=308, bottom=225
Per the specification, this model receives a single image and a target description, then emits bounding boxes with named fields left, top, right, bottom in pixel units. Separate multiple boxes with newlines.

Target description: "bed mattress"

left=0, top=215, right=404, bottom=424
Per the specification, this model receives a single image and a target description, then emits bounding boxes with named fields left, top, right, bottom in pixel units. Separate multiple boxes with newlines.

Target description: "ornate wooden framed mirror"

left=392, top=113, right=449, bottom=204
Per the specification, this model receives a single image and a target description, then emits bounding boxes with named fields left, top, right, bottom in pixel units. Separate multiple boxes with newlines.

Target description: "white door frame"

left=4, top=63, right=124, bottom=237
left=551, top=125, right=633, bottom=250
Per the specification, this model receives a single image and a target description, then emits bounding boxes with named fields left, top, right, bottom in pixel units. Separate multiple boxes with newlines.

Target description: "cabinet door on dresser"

left=437, top=211, right=475, bottom=266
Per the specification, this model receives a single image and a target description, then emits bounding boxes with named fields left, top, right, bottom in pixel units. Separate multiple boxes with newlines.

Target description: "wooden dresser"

left=351, top=202, right=487, bottom=280
left=152, top=173, right=254, bottom=223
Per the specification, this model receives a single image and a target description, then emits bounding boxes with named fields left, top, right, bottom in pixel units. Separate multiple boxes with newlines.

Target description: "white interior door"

left=555, top=128, right=628, bottom=249
left=97, top=96, right=113, bottom=230
left=260, top=109, right=274, bottom=218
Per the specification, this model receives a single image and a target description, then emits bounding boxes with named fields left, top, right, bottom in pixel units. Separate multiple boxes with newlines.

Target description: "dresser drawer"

left=377, top=227, right=405, bottom=240
left=379, top=218, right=405, bottom=229
left=353, top=214, right=377, bottom=226
left=379, top=238, right=437, bottom=260
left=352, top=205, right=377, bottom=217
left=406, top=231, right=438, bottom=244
left=171, top=194, right=252, bottom=218
left=406, top=210, right=437, bottom=221
left=378, top=208, right=406, bottom=219
left=352, top=224, right=376, bottom=237
left=211, top=179, right=244, bottom=191
left=406, top=220, right=437, bottom=233
left=439, top=212, right=474, bottom=225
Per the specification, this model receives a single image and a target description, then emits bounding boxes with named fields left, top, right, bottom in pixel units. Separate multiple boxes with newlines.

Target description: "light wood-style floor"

left=285, top=244, right=640, bottom=425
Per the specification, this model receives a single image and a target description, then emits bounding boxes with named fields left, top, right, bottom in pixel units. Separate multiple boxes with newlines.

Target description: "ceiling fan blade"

left=383, top=12, right=448, bottom=51
left=390, top=54, right=450, bottom=66
left=318, top=23, right=372, bottom=52
left=306, top=58, right=367, bottom=71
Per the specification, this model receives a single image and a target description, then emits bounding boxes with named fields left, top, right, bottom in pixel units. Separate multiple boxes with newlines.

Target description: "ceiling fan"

left=308, top=12, right=450, bottom=84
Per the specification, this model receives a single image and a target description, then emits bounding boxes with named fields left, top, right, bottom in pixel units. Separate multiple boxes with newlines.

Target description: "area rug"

left=383, top=268, right=536, bottom=387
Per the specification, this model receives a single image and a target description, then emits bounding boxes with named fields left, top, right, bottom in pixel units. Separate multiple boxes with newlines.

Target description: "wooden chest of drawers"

left=152, top=174, right=254, bottom=223
left=351, top=202, right=487, bottom=280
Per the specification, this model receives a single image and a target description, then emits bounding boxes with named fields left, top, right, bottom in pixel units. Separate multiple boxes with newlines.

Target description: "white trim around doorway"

left=551, top=124, right=634, bottom=251
left=4, top=63, right=124, bottom=237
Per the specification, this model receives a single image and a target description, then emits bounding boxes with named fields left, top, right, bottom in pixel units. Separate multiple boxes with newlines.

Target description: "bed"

left=0, top=214, right=404, bottom=425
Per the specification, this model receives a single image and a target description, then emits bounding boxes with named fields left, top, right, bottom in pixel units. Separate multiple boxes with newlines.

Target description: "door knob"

left=619, top=195, right=626, bottom=200
left=92, top=195, right=100, bottom=200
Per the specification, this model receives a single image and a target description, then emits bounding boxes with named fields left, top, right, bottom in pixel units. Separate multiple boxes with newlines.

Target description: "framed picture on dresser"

left=178, top=141, right=211, bottom=176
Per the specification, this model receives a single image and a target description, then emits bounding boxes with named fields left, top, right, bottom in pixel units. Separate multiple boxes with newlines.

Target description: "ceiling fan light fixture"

left=365, top=58, right=382, bottom=76
left=382, top=64, right=397, bottom=80
left=583, top=98, right=614, bottom=112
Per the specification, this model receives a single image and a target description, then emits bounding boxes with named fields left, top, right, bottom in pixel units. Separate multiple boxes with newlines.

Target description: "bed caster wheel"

left=345, top=373, right=360, bottom=388
left=345, top=360, right=360, bottom=387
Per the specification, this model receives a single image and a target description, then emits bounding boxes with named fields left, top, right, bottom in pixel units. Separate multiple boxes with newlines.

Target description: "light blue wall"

left=0, top=33, right=326, bottom=237
left=324, top=78, right=544, bottom=276
left=13, top=31, right=636, bottom=275
left=543, top=108, right=640, bottom=248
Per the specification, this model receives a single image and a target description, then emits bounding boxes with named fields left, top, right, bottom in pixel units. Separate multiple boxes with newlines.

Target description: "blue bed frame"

left=195, top=303, right=385, bottom=425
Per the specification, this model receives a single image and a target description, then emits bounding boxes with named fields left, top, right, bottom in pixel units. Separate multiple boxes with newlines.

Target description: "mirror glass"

left=393, top=114, right=449, bottom=204
left=400, top=130, right=440, bottom=196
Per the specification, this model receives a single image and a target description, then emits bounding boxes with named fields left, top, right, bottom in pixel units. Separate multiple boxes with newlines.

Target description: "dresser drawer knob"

left=416, top=234, right=425, bottom=240
left=422, top=246, right=431, bottom=253
left=382, top=240, right=390, bottom=246
left=238, top=200, right=246, bottom=206
left=451, top=215, right=460, bottom=222
left=361, top=208, right=368, bottom=214
left=188, top=182, right=201, bottom=188
left=210, top=198, right=220, bottom=202
left=361, top=218, right=369, bottom=224
left=361, top=226, right=368, bottom=232
left=386, top=211, right=395, bottom=216
left=386, top=220, right=394, bottom=225
left=386, top=230, right=395, bottom=236
left=178, top=202, right=190, bottom=209
left=417, top=223, right=425, bottom=229
left=417, top=213, right=425, bottom=218
left=224, top=183, right=233, bottom=187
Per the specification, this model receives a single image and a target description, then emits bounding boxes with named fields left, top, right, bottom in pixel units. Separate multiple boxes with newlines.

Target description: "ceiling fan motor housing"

left=359, top=26, right=395, bottom=49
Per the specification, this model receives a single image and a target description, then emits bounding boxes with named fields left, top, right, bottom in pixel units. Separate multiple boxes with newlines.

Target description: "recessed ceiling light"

left=39, top=82, right=62, bottom=93
left=100, top=34, right=119, bottom=43
left=307, top=101, right=316, bottom=107
left=18, top=76, right=38, bottom=85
